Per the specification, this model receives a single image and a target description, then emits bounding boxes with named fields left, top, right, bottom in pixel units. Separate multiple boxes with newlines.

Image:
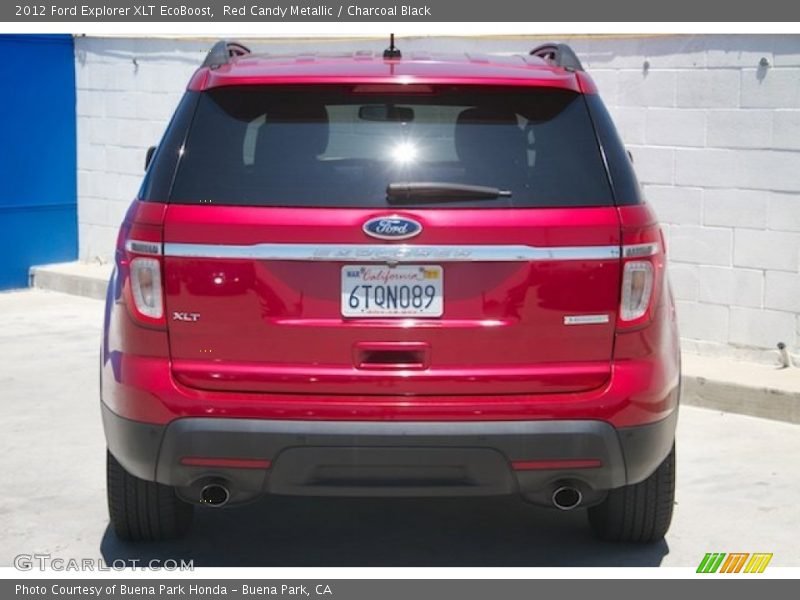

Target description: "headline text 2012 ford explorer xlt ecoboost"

left=101, top=40, right=679, bottom=543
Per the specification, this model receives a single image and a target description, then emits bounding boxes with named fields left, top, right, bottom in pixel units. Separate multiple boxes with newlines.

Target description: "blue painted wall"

left=0, top=34, right=77, bottom=290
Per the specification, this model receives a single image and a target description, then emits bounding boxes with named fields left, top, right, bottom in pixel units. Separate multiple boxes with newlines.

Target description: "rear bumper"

left=102, top=403, right=677, bottom=506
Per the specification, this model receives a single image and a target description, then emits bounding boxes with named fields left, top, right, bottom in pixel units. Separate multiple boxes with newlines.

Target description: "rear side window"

left=584, top=94, right=644, bottom=206
left=169, top=85, right=613, bottom=208
left=139, top=91, right=198, bottom=202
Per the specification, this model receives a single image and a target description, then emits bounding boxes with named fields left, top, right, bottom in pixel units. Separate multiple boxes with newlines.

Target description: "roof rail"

left=529, top=43, right=584, bottom=72
left=202, top=40, right=251, bottom=69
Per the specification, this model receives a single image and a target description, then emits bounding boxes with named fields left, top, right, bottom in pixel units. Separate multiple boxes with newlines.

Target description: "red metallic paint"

left=161, top=205, right=621, bottom=396
left=100, top=342, right=678, bottom=427
left=186, top=56, right=591, bottom=93
left=103, top=201, right=678, bottom=426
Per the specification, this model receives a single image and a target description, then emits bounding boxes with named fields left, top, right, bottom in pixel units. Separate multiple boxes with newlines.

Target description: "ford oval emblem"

left=363, top=215, right=422, bottom=240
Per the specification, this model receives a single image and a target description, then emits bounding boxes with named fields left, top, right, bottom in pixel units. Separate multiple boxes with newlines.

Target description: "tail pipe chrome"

left=200, top=481, right=230, bottom=507
left=551, top=485, right=583, bottom=510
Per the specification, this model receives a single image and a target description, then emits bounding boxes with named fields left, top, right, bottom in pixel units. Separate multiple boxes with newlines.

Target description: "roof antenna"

left=383, top=33, right=402, bottom=59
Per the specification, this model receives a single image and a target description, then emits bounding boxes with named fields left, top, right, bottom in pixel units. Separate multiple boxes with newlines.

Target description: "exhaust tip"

left=200, top=482, right=230, bottom=507
left=552, top=486, right=582, bottom=511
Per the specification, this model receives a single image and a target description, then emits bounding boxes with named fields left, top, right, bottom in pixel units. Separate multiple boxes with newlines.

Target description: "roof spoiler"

left=202, top=40, right=251, bottom=69
left=529, top=43, right=584, bottom=72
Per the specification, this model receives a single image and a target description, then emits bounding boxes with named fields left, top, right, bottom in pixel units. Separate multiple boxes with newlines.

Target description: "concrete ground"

left=1, top=288, right=799, bottom=567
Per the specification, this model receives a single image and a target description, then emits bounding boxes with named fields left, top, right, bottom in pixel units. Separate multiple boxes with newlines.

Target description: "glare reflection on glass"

left=391, top=141, right=418, bottom=164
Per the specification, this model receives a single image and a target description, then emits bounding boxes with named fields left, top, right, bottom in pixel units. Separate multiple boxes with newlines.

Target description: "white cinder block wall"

left=74, top=34, right=800, bottom=362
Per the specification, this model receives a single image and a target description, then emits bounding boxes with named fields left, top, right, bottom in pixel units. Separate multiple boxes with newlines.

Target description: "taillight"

left=620, top=260, right=654, bottom=321
left=130, top=257, right=163, bottom=319
left=115, top=203, right=166, bottom=327
left=618, top=234, right=663, bottom=328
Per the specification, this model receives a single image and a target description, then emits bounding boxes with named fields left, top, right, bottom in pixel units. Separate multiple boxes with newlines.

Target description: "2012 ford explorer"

left=101, top=40, right=679, bottom=543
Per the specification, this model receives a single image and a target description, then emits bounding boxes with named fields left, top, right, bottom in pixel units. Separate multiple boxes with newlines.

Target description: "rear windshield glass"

left=170, top=85, right=613, bottom=208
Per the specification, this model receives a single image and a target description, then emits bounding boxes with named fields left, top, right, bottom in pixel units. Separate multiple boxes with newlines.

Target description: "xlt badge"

left=172, top=312, right=200, bottom=322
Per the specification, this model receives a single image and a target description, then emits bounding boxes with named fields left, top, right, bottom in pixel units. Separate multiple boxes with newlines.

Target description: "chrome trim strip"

left=125, top=240, right=162, bottom=256
left=622, top=242, right=659, bottom=258
left=163, top=243, right=621, bottom=262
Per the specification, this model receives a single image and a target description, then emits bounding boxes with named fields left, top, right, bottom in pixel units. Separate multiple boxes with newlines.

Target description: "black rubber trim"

left=101, top=403, right=165, bottom=481
left=617, top=409, right=679, bottom=484
left=269, top=446, right=516, bottom=497
left=102, top=403, right=677, bottom=500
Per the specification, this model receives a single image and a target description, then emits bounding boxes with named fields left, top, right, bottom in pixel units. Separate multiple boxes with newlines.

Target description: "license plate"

left=341, top=265, right=443, bottom=318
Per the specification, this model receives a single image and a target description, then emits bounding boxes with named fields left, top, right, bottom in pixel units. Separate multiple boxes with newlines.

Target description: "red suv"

left=102, top=40, right=679, bottom=543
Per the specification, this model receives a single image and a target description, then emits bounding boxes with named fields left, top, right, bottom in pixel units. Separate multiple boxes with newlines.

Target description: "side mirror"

left=145, top=145, right=157, bottom=171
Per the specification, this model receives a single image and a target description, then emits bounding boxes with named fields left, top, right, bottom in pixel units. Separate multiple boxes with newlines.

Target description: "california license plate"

left=341, top=265, right=443, bottom=318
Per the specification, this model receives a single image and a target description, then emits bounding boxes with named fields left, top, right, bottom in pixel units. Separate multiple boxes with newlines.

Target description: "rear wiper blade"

left=386, top=182, right=512, bottom=203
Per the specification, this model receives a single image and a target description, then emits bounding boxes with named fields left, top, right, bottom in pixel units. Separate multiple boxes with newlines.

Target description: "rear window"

left=169, top=85, right=613, bottom=208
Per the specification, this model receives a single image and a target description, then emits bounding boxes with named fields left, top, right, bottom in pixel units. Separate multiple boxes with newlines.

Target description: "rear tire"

left=588, top=444, right=675, bottom=542
left=107, top=450, right=193, bottom=541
